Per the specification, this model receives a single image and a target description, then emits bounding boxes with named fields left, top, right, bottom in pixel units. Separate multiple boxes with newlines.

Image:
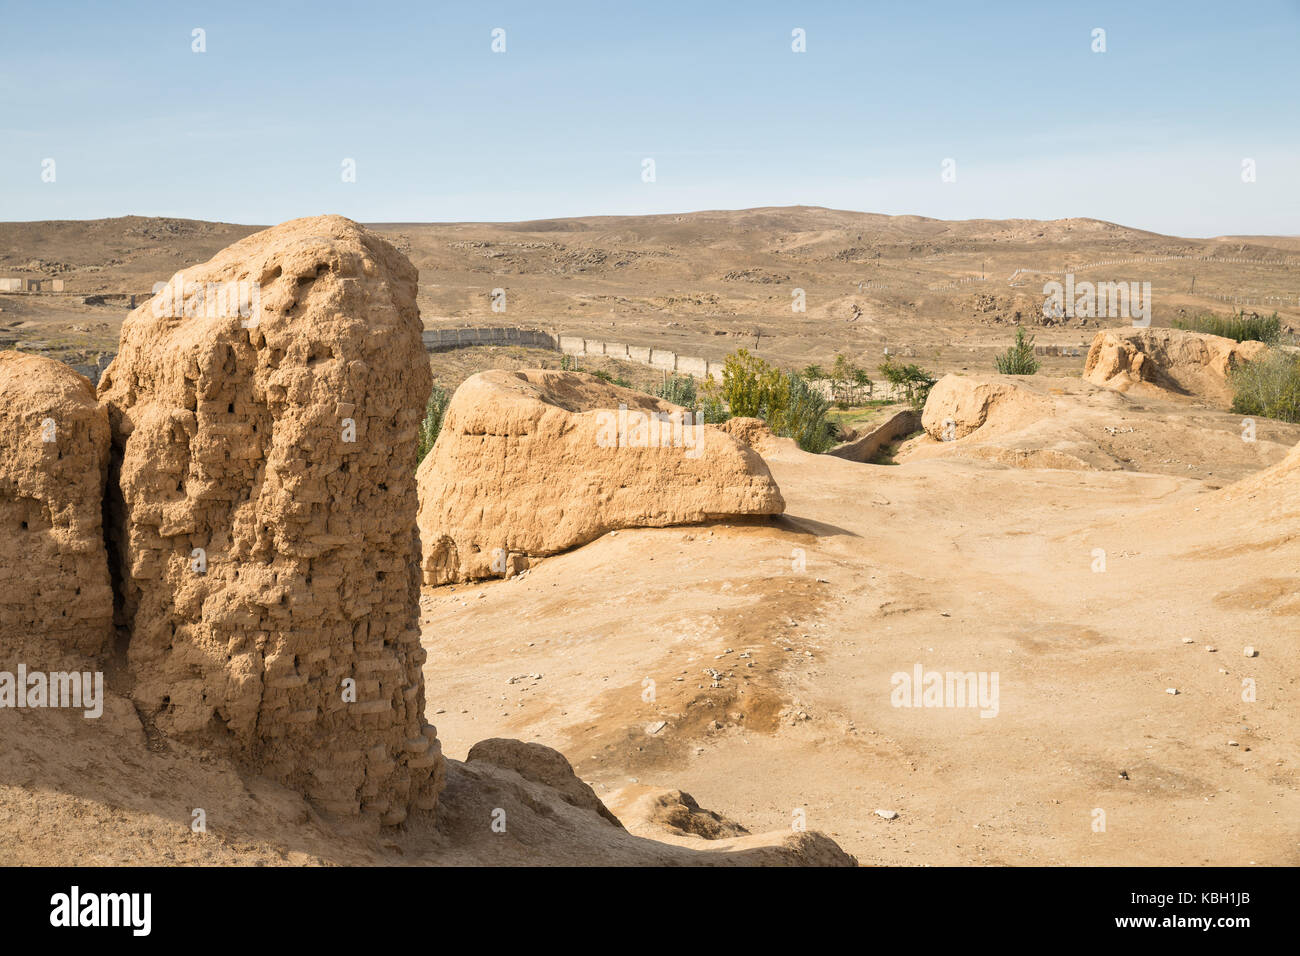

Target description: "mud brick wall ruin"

left=0, top=352, right=115, bottom=668
left=95, top=216, right=442, bottom=822
left=416, top=368, right=784, bottom=585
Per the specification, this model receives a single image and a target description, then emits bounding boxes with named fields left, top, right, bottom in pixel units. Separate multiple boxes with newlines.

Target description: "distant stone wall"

left=558, top=336, right=724, bottom=382
left=423, top=327, right=846, bottom=385
left=809, top=379, right=910, bottom=403
left=675, top=355, right=710, bottom=378
left=421, top=327, right=556, bottom=351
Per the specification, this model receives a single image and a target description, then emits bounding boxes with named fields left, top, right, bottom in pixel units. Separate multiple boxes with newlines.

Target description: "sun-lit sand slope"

left=420, top=390, right=1299, bottom=866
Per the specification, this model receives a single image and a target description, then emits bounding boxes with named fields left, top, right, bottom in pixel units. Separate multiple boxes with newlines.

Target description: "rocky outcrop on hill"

left=0, top=352, right=114, bottom=667
left=416, top=369, right=784, bottom=585
left=921, top=374, right=1055, bottom=442
left=1083, top=327, right=1268, bottom=407
left=466, top=737, right=623, bottom=827
left=97, top=215, right=442, bottom=822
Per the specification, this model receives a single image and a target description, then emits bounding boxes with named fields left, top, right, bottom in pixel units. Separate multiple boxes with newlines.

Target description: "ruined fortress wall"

left=98, top=216, right=442, bottom=823
left=0, top=352, right=114, bottom=668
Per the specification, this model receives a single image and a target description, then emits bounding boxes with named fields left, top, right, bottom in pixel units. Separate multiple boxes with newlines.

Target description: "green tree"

left=772, top=371, right=835, bottom=453
left=852, top=368, right=874, bottom=402
left=696, top=392, right=731, bottom=424
left=994, top=327, right=1040, bottom=375
left=879, top=357, right=937, bottom=409
left=711, top=349, right=832, bottom=451
left=829, top=353, right=855, bottom=408
left=720, top=348, right=786, bottom=419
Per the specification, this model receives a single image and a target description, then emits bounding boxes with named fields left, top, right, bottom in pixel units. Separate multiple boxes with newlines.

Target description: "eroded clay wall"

left=98, top=216, right=443, bottom=822
left=0, top=352, right=114, bottom=668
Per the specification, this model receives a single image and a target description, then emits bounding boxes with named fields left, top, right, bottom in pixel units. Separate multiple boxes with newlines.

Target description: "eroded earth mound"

left=921, top=374, right=1055, bottom=443
left=416, top=369, right=785, bottom=585
left=901, top=371, right=1300, bottom=479
left=1083, top=326, right=1268, bottom=407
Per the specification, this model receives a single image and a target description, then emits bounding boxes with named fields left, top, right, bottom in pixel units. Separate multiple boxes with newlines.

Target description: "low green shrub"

left=1173, top=311, right=1281, bottom=345
left=1230, top=348, right=1300, bottom=423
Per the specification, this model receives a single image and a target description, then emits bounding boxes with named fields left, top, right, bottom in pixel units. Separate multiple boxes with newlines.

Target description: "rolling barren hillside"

left=2, top=207, right=1296, bottom=380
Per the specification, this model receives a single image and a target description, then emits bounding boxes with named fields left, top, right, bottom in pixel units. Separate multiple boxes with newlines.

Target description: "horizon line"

left=1, top=205, right=1297, bottom=242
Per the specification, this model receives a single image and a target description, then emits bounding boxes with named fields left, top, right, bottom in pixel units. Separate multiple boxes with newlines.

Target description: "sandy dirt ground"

left=7, top=413, right=1292, bottom=865
left=420, top=419, right=1299, bottom=866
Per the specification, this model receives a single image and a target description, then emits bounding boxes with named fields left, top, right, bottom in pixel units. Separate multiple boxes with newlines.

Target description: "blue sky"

left=1, top=0, right=1297, bottom=235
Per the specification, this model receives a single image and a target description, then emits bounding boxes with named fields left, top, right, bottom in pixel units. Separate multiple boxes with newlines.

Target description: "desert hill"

left=3, top=207, right=1296, bottom=385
